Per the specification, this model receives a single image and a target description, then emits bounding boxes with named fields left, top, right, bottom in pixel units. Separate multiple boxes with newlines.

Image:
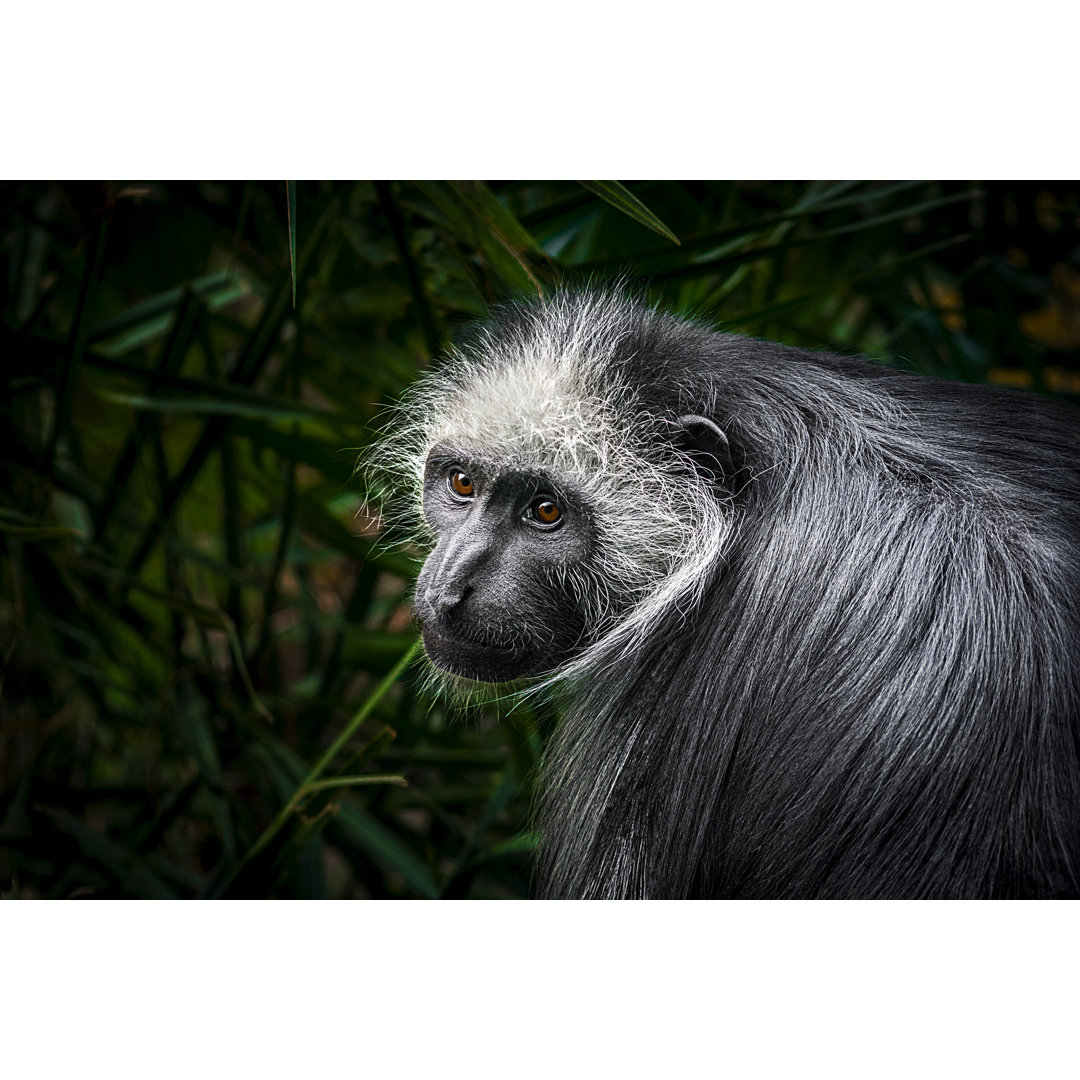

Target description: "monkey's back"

left=542, top=335, right=1080, bottom=899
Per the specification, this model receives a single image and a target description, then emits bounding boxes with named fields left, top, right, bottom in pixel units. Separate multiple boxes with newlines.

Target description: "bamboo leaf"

left=413, top=181, right=544, bottom=294
left=91, top=273, right=253, bottom=359
left=578, top=181, right=681, bottom=245
left=95, top=390, right=333, bottom=424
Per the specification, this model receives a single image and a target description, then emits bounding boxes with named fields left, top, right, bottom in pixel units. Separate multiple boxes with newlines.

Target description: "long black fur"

left=531, top=300, right=1080, bottom=899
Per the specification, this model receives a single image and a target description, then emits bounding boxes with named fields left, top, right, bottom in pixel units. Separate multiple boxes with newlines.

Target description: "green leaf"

left=412, top=181, right=544, bottom=294
left=94, top=390, right=337, bottom=425
left=578, top=181, right=681, bottom=245
left=90, top=271, right=253, bottom=359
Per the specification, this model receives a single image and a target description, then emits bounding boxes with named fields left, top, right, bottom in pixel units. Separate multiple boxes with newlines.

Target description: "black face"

left=415, top=447, right=594, bottom=683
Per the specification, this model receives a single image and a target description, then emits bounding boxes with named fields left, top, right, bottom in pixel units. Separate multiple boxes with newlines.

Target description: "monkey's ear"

left=674, top=414, right=734, bottom=485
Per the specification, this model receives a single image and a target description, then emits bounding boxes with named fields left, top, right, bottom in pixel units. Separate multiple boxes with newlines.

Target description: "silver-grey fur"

left=374, top=289, right=1080, bottom=899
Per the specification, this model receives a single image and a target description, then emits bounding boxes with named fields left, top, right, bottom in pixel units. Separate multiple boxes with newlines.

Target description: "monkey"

left=372, top=288, right=1080, bottom=899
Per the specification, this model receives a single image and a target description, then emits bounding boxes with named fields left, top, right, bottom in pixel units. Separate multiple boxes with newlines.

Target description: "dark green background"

left=2, top=181, right=1077, bottom=898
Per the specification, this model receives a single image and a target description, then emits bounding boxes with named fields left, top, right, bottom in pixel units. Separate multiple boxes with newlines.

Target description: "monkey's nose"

left=426, top=587, right=467, bottom=618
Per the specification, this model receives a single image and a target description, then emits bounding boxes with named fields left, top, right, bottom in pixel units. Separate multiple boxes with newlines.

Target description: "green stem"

left=233, top=638, right=421, bottom=872
left=302, top=775, right=408, bottom=795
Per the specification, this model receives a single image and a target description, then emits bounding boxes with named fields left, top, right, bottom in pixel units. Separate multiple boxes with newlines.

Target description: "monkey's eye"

left=448, top=470, right=474, bottom=498
left=525, top=496, right=562, bottom=528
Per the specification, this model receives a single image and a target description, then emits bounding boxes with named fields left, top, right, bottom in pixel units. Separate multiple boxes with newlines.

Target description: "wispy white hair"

left=369, top=290, right=735, bottom=680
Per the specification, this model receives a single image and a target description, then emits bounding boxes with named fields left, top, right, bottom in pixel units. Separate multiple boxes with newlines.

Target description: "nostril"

left=427, top=586, right=467, bottom=617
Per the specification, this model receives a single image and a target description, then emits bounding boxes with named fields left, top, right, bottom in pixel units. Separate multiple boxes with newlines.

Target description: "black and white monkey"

left=375, top=289, right=1080, bottom=899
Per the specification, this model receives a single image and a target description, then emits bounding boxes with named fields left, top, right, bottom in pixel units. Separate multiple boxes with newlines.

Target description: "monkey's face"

left=415, top=447, right=595, bottom=683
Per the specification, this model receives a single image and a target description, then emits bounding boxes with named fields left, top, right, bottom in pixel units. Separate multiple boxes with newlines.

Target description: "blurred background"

left=1, top=180, right=1078, bottom=899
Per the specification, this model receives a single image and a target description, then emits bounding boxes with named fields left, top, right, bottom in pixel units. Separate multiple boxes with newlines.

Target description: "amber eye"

left=527, top=497, right=562, bottom=526
left=448, top=470, right=474, bottom=497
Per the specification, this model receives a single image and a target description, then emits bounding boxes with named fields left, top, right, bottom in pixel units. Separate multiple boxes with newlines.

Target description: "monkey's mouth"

left=419, top=621, right=542, bottom=683
left=420, top=620, right=516, bottom=654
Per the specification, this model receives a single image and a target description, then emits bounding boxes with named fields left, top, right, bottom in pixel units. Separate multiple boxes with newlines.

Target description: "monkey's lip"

left=420, top=621, right=517, bottom=655
left=420, top=623, right=532, bottom=683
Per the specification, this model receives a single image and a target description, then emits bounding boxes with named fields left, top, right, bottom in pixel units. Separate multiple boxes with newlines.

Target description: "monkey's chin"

left=420, top=624, right=545, bottom=684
